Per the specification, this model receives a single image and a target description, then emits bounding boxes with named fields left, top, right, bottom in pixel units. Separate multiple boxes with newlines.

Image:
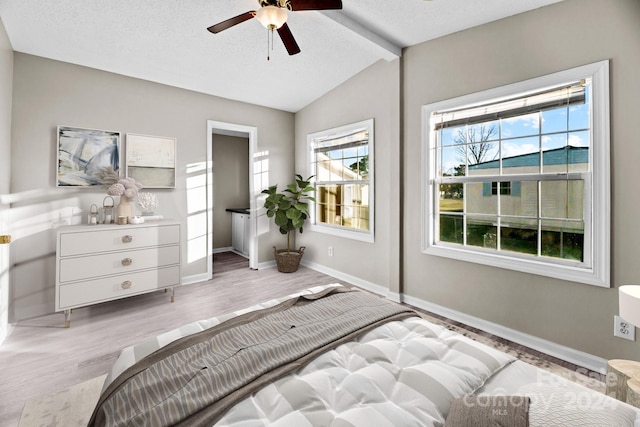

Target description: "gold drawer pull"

left=122, top=235, right=133, bottom=243
left=121, top=281, right=132, bottom=289
left=121, top=258, right=133, bottom=266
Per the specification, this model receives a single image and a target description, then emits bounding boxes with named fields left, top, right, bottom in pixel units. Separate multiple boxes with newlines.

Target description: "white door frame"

left=207, top=120, right=258, bottom=277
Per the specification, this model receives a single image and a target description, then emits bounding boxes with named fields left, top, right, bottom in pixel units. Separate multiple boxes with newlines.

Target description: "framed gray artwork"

left=126, top=133, right=176, bottom=188
left=57, top=126, right=121, bottom=187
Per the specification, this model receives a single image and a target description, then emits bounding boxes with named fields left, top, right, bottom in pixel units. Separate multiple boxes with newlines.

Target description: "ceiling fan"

left=207, top=0, right=343, bottom=58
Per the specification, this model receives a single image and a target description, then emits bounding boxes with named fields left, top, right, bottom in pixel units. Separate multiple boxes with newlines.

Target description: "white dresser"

left=55, top=220, right=181, bottom=327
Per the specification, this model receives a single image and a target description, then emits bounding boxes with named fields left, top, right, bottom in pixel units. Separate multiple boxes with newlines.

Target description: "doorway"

left=206, top=121, right=258, bottom=279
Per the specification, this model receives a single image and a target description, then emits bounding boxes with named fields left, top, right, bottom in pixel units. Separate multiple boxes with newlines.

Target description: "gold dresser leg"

left=64, top=309, right=71, bottom=328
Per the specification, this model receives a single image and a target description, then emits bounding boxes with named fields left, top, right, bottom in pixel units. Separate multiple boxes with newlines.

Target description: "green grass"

left=439, top=199, right=463, bottom=212
left=439, top=215, right=584, bottom=261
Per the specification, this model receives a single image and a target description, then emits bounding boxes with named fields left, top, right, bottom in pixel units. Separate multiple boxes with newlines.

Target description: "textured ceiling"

left=0, top=0, right=564, bottom=112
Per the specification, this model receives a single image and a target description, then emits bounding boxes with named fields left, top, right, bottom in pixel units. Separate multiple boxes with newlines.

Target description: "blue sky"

left=436, top=91, right=590, bottom=176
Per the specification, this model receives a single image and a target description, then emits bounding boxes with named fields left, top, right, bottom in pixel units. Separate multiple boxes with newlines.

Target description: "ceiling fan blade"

left=277, top=23, right=301, bottom=56
left=289, top=0, right=342, bottom=11
left=207, top=11, right=256, bottom=34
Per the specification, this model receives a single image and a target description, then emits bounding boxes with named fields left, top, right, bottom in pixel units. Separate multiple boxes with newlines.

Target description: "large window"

left=309, top=119, right=374, bottom=242
left=423, top=61, right=610, bottom=287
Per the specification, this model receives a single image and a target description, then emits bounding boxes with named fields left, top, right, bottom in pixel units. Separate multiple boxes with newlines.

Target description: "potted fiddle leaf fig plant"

left=262, top=174, right=315, bottom=273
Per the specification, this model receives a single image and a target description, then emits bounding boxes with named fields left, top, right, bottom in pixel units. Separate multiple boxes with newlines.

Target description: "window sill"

left=309, top=224, right=374, bottom=243
left=423, top=244, right=608, bottom=288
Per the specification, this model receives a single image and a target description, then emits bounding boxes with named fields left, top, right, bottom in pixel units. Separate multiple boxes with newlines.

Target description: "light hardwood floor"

left=0, top=252, right=344, bottom=426
left=0, top=252, right=603, bottom=426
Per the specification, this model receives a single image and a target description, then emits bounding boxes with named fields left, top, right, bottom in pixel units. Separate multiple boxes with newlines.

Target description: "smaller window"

left=308, top=119, right=375, bottom=242
left=490, top=182, right=511, bottom=196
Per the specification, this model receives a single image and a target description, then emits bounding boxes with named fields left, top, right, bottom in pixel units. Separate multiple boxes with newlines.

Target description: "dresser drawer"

left=59, top=224, right=180, bottom=257
left=58, top=266, right=180, bottom=309
left=59, top=245, right=180, bottom=283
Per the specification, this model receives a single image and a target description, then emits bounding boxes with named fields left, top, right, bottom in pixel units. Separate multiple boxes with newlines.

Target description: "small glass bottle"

left=88, top=204, right=99, bottom=225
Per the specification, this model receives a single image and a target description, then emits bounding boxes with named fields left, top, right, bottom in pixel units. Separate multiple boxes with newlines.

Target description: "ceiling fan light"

left=256, top=5, right=287, bottom=30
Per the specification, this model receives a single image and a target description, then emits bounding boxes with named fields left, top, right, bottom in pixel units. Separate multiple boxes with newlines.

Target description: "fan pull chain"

left=267, top=28, right=273, bottom=61
left=267, top=28, right=276, bottom=61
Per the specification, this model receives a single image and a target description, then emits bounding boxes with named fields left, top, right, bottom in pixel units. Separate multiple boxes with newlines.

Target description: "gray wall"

left=401, top=0, right=640, bottom=360
left=0, top=17, right=13, bottom=342
left=295, top=59, right=401, bottom=293
left=295, top=0, right=640, bottom=361
left=212, top=134, right=249, bottom=249
left=9, top=53, right=294, bottom=321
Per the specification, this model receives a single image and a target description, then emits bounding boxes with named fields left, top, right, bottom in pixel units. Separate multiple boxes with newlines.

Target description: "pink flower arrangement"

left=107, top=177, right=143, bottom=200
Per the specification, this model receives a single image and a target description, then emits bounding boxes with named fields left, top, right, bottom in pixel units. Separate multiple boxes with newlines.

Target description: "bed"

left=89, top=284, right=640, bottom=427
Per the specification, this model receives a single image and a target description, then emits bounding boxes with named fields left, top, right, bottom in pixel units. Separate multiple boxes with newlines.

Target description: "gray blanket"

left=445, top=395, right=530, bottom=427
left=88, top=287, right=417, bottom=427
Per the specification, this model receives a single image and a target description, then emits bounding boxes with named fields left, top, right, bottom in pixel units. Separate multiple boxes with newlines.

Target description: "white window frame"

left=422, top=60, right=610, bottom=287
left=308, top=119, right=375, bottom=243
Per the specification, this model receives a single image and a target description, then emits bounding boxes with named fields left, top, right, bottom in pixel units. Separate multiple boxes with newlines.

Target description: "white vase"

left=117, top=196, right=132, bottom=223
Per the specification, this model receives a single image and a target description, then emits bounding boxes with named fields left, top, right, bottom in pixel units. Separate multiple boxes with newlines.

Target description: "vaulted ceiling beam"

left=319, top=10, right=402, bottom=61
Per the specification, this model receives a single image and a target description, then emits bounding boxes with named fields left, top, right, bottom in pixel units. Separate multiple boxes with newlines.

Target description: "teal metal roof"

left=469, top=146, right=588, bottom=170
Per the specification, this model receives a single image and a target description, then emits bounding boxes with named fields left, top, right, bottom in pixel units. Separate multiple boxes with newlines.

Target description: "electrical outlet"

left=328, top=246, right=334, bottom=256
left=614, top=315, right=636, bottom=341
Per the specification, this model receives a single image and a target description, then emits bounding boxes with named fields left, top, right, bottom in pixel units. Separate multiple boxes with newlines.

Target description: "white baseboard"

left=181, top=273, right=210, bottom=286
left=213, top=247, right=233, bottom=254
left=300, top=260, right=388, bottom=297
left=386, top=291, right=403, bottom=304
left=257, top=260, right=276, bottom=270
left=402, top=293, right=608, bottom=373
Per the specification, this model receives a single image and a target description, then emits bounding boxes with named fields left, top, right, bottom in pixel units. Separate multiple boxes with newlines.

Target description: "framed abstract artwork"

left=57, top=126, right=121, bottom=187
left=126, top=133, right=176, bottom=188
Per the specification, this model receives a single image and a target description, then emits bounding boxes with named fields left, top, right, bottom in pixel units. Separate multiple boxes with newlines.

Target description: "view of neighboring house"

left=314, top=151, right=370, bottom=231
left=440, top=145, right=587, bottom=259
left=467, top=145, right=587, bottom=222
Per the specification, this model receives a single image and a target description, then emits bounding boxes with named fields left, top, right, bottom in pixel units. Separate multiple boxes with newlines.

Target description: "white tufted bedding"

left=98, top=284, right=640, bottom=426
left=212, top=315, right=513, bottom=427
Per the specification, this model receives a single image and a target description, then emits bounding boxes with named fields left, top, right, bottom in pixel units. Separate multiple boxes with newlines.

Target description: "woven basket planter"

left=273, top=246, right=305, bottom=273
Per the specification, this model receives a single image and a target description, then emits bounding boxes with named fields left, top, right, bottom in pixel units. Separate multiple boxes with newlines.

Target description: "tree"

left=454, top=124, right=498, bottom=165
left=349, top=155, right=368, bottom=178
left=454, top=164, right=466, bottom=176
left=441, top=164, right=466, bottom=200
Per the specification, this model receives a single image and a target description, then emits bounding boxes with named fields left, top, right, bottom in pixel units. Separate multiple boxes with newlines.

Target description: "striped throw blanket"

left=89, top=287, right=417, bottom=427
